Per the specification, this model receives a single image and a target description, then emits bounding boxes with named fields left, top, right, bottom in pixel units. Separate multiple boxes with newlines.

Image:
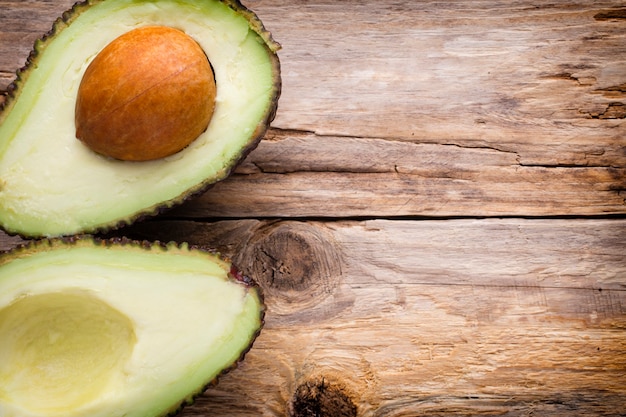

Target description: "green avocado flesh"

left=0, top=0, right=280, bottom=238
left=0, top=238, right=264, bottom=417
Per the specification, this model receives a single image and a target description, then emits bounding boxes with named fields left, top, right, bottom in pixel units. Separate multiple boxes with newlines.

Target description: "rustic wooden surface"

left=1, top=0, right=625, bottom=416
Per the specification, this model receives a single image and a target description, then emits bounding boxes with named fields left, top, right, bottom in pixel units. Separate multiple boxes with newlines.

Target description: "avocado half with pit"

left=0, top=0, right=281, bottom=238
left=0, top=237, right=264, bottom=417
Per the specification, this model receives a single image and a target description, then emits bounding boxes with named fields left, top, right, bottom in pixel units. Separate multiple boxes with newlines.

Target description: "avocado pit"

left=75, top=26, right=216, bottom=161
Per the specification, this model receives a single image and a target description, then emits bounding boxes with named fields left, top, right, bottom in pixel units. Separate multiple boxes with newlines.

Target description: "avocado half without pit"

left=0, top=237, right=265, bottom=417
left=0, top=0, right=281, bottom=238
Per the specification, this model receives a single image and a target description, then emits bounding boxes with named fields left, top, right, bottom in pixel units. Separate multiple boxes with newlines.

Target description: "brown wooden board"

left=1, top=0, right=624, bottom=218
left=1, top=0, right=625, bottom=416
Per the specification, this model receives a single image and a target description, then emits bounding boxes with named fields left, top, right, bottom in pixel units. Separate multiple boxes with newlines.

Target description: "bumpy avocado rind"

left=0, top=236, right=265, bottom=417
left=0, top=0, right=281, bottom=238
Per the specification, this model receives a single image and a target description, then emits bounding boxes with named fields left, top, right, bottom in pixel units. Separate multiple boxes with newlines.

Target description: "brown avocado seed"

left=75, top=26, right=216, bottom=161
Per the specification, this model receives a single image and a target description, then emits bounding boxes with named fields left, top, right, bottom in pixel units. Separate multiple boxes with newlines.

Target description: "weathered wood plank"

left=253, top=0, right=626, bottom=142
left=6, top=218, right=625, bottom=289
left=0, top=0, right=75, bottom=88
left=167, top=130, right=626, bottom=218
left=1, top=218, right=624, bottom=415
left=0, top=1, right=624, bottom=217
left=0, top=1, right=625, bottom=415
left=90, top=218, right=623, bottom=416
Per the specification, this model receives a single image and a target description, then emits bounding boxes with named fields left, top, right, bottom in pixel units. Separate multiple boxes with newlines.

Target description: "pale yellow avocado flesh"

left=0, top=0, right=279, bottom=237
left=0, top=240, right=264, bottom=417
left=0, top=293, right=136, bottom=414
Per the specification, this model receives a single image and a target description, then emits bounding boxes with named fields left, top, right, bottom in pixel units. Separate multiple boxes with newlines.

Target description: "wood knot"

left=234, top=222, right=342, bottom=315
left=289, top=377, right=357, bottom=417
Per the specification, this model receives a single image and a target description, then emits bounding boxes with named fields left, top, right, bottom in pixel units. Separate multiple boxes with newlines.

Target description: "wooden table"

left=1, top=1, right=625, bottom=415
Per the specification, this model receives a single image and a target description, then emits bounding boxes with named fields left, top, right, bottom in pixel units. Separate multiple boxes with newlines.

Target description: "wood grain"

left=98, top=218, right=624, bottom=416
left=1, top=0, right=624, bottom=217
left=255, top=0, right=626, bottom=140
left=1, top=218, right=625, bottom=415
left=0, top=0, right=625, bottom=416
left=171, top=130, right=626, bottom=218
left=185, top=0, right=626, bottom=217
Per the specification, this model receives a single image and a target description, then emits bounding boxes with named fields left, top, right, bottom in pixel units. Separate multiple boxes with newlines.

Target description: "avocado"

left=0, top=0, right=281, bottom=238
left=0, top=237, right=265, bottom=417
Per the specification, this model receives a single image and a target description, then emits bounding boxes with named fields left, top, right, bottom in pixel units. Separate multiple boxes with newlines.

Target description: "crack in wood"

left=582, top=102, right=626, bottom=119
left=516, top=162, right=624, bottom=169
left=266, top=128, right=520, bottom=155
left=595, top=83, right=626, bottom=94
left=541, top=72, right=595, bottom=86
left=594, top=9, right=626, bottom=20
